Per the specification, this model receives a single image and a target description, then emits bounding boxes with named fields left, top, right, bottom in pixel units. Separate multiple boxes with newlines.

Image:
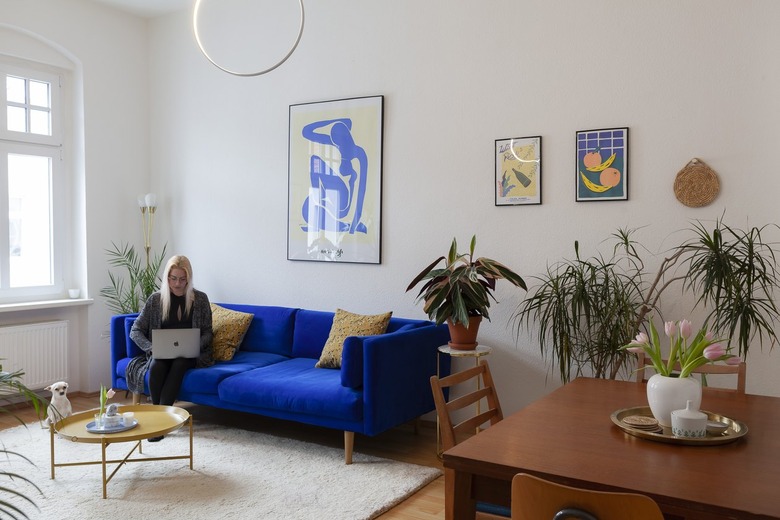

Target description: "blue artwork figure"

left=301, top=118, right=368, bottom=234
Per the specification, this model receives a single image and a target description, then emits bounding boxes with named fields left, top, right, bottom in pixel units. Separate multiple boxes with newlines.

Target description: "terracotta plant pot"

left=447, top=316, right=482, bottom=350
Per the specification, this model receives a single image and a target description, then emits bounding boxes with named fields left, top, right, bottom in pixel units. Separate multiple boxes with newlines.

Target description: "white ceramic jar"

left=671, top=400, right=707, bottom=438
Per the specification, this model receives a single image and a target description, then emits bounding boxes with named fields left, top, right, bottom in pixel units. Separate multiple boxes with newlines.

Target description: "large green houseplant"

left=0, top=364, right=47, bottom=519
left=407, top=235, right=527, bottom=349
left=513, top=216, right=780, bottom=382
left=100, top=241, right=167, bottom=314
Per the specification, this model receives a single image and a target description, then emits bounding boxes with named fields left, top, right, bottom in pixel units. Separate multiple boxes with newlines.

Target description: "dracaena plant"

left=406, top=235, right=527, bottom=326
left=513, top=215, right=780, bottom=383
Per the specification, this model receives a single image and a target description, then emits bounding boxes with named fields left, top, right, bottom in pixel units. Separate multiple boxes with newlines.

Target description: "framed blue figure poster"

left=287, top=95, right=384, bottom=263
left=575, top=127, right=628, bottom=202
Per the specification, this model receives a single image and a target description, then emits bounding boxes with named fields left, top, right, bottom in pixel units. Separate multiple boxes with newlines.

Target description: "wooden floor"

left=0, top=392, right=451, bottom=519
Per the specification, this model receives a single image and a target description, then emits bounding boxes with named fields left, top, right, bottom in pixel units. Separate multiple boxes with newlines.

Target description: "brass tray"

left=610, top=406, right=748, bottom=446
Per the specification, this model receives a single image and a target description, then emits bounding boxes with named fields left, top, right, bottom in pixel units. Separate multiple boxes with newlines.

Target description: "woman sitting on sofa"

left=127, top=255, right=213, bottom=438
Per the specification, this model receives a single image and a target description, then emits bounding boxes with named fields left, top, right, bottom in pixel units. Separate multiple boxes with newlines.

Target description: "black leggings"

left=148, top=357, right=196, bottom=405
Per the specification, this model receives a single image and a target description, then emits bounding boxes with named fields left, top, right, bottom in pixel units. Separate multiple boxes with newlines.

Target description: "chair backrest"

left=430, top=359, right=503, bottom=451
left=511, top=473, right=664, bottom=520
left=634, top=352, right=746, bottom=395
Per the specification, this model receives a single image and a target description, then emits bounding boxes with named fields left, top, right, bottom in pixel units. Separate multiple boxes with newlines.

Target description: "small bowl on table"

left=706, top=420, right=729, bottom=435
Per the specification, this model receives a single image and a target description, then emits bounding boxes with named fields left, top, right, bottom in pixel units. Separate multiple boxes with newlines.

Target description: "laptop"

left=151, top=328, right=201, bottom=359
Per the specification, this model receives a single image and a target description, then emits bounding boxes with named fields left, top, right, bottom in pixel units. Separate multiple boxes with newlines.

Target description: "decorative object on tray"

left=611, top=406, right=747, bottom=446
left=406, top=235, right=526, bottom=350
left=86, top=403, right=139, bottom=433
left=621, top=415, right=661, bottom=433
left=85, top=417, right=138, bottom=434
left=623, top=318, right=740, bottom=426
left=92, top=384, right=116, bottom=429
left=671, top=400, right=707, bottom=438
left=674, top=158, right=720, bottom=207
left=102, top=403, right=122, bottom=427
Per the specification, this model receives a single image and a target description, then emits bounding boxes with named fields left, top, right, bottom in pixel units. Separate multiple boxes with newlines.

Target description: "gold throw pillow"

left=315, top=309, right=392, bottom=369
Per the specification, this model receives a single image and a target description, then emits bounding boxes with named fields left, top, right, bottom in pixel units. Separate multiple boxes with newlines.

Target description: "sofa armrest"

left=359, top=323, right=450, bottom=436
left=110, top=313, right=138, bottom=389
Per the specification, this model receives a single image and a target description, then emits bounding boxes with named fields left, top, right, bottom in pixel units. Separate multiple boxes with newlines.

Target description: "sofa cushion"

left=124, top=317, right=143, bottom=358
left=218, top=358, right=362, bottom=421
left=217, top=304, right=297, bottom=357
left=315, top=309, right=392, bottom=369
left=181, top=351, right=290, bottom=395
left=291, top=309, right=336, bottom=359
left=210, top=304, right=254, bottom=361
left=386, top=318, right=429, bottom=333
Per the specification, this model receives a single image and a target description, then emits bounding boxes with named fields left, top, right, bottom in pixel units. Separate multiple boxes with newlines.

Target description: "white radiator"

left=0, top=320, right=69, bottom=390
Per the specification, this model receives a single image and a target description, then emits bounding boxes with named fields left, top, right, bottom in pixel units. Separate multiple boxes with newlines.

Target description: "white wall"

left=2, top=0, right=779, bottom=413
left=0, top=0, right=149, bottom=392
left=148, top=1, right=780, bottom=411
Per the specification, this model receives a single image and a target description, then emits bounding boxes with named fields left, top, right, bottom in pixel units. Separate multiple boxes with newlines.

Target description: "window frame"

left=0, top=58, right=67, bottom=302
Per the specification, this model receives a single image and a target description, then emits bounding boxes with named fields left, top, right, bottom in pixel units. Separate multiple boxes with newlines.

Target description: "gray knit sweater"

left=126, top=289, right=214, bottom=395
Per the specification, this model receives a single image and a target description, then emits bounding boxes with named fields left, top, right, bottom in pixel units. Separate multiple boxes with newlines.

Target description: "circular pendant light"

left=193, top=0, right=305, bottom=77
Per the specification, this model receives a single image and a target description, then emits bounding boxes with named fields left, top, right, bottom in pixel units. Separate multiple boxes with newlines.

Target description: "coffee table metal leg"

left=49, top=424, right=56, bottom=479
left=101, top=438, right=108, bottom=499
left=188, top=415, right=193, bottom=470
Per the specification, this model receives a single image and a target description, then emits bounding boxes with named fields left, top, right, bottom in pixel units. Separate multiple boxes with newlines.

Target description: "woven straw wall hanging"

left=673, top=158, right=720, bottom=207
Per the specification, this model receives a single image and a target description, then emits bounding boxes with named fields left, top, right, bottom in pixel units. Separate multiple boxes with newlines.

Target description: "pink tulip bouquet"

left=624, top=318, right=741, bottom=378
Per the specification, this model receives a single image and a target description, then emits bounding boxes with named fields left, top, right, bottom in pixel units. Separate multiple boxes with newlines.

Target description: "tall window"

left=0, top=59, right=64, bottom=300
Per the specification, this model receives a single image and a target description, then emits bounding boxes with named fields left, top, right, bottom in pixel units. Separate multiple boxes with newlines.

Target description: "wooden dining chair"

left=511, top=473, right=664, bottom=520
left=431, top=359, right=508, bottom=518
left=430, top=359, right=504, bottom=451
left=634, top=352, right=746, bottom=394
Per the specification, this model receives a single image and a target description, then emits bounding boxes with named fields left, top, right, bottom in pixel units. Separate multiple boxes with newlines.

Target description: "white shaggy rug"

left=1, top=421, right=440, bottom=519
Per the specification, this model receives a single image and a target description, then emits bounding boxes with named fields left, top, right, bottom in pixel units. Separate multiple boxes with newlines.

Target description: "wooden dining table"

left=442, top=377, right=780, bottom=520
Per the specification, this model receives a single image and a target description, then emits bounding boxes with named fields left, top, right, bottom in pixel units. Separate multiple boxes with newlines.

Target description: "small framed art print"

left=575, top=127, right=628, bottom=202
left=495, top=136, right=542, bottom=206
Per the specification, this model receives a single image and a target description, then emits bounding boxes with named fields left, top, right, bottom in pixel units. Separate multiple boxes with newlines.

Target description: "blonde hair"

left=160, top=255, right=195, bottom=322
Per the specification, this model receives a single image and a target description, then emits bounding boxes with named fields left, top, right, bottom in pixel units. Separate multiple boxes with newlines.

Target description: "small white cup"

left=123, top=412, right=135, bottom=426
left=671, top=400, right=707, bottom=438
left=68, top=288, right=80, bottom=299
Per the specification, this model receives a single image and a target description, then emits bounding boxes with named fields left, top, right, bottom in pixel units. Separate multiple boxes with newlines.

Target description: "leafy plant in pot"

left=101, top=242, right=167, bottom=314
left=513, top=216, right=780, bottom=383
left=406, top=235, right=527, bottom=350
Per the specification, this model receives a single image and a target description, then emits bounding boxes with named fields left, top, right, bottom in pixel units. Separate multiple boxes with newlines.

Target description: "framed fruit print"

left=495, top=136, right=542, bottom=206
left=576, top=127, right=628, bottom=202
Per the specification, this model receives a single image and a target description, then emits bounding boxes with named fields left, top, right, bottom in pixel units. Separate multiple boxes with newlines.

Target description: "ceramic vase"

left=646, top=373, right=702, bottom=427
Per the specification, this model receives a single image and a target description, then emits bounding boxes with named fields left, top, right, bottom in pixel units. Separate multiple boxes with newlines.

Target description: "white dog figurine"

left=44, top=381, right=72, bottom=427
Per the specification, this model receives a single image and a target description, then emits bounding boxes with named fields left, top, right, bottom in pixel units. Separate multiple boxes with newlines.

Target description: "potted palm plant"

left=101, top=241, right=167, bottom=314
left=406, top=235, right=527, bottom=350
left=0, top=363, right=47, bottom=518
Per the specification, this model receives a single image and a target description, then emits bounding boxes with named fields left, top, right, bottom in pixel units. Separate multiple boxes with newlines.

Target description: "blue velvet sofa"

left=110, top=304, right=450, bottom=463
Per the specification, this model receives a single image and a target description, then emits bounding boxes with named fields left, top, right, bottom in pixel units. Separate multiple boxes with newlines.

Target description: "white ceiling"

left=89, top=0, right=192, bottom=18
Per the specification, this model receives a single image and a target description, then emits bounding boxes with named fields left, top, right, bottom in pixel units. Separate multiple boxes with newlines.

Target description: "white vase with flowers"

left=623, top=318, right=741, bottom=427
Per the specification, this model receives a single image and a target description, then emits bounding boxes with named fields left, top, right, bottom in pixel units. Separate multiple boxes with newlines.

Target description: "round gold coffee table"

left=50, top=404, right=193, bottom=498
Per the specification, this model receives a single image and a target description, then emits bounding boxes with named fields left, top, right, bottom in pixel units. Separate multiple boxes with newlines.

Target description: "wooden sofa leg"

left=344, top=431, right=354, bottom=465
left=132, top=392, right=141, bottom=405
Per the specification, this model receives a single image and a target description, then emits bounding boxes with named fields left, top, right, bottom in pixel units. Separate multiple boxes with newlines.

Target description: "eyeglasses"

left=168, top=275, right=188, bottom=284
